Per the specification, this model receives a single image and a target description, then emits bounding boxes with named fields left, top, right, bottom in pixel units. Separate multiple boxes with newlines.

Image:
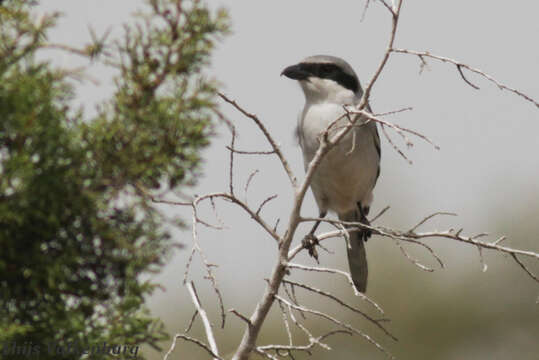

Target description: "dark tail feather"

left=339, top=209, right=369, bottom=293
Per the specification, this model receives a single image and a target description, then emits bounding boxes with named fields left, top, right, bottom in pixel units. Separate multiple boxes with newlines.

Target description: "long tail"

left=339, top=208, right=370, bottom=293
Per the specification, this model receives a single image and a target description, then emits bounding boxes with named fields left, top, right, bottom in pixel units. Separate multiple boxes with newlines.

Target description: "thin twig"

left=226, top=146, right=276, bottom=155
left=361, top=0, right=372, bottom=22
left=393, top=239, right=437, bottom=272
left=256, top=194, right=278, bottom=216
left=255, top=349, right=280, bottom=360
left=370, top=205, right=391, bottom=223
left=274, top=296, right=393, bottom=358
left=187, top=282, right=220, bottom=359
left=183, top=202, right=227, bottom=329
left=348, top=108, right=441, bottom=150
left=219, top=92, right=298, bottom=187
left=305, top=216, right=539, bottom=281
left=457, top=64, right=480, bottom=90
left=277, top=300, right=293, bottom=346
left=511, top=254, right=539, bottom=282
left=164, top=334, right=222, bottom=360
left=286, top=263, right=385, bottom=314
left=228, top=125, right=237, bottom=196
left=357, top=0, right=402, bottom=111
left=283, top=282, right=306, bottom=319
left=282, top=279, right=395, bottom=340
left=383, top=123, right=413, bottom=163
left=374, top=107, right=413, bottom=117
left=229, top=309, right=253, bottom=327
left=408, top=211, right=457, bottom=232
left=257, top=330, right=352, bottom=356
left=392, top=48, right=539, bottom=108
left=191, top=192, right=281, bottom=243
left=184, top=310, right=199, bottom=333
left=477, top=245, right=488, bottom=272
left=209, top=197, right=227, bottom=230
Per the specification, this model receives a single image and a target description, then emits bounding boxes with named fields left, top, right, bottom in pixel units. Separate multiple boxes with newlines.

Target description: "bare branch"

left=370, top=205, right=391, bottom=223
left=379, top=0, right=396, bottom=14
left=245, top=170, right=259, bottom=195
left=257, top=330, right=352, bottom=357
left=286, top=263, right=385, bottom=314
left=273, top=218, right=280, bottom=233
left=493, top=236, right=507, bottom=246
left=283, top=282, right=306, bottom=320
left=348, top=108, right=441, bottom=150
left=362, top=0, right=395, bottom=17
left=219, top=92, right=298, bottom=187
left=282, top=279, right=396, bottom=340
left=274, top=295, right=394, bottom=358
left=228, top=125, right=237, bottom=196
left=276, top=300, right=293, bottom=346
left=393, top=239, right=439, bottom=272
left=511, top=254, right=539, bottom=283
left=283, top=294, right=314, bottom=340
left=457, top=64, right=480, bottom=90
left=209, top=197, right=227, bottom=230
left=357, top=0, right=402, bottom=111
left=184, top=202, right=227, bottom=330
left=295, top=216, right=459, bottom=271
left=408, top=211, right=457, bottom=232
left=229, top=309, right=253, bottom=327
left=159, top=2, right=539, bottom=359
left=314, top=215, right=538, bottom=276
left=184, top=310, right=199, bottom=333
left=374, top=106, right=413, bottom=117
left=256, top=194, right=278, bottom=216
left=190, top=192, right=281, bottom=243
left=231, top=4, right=406, bottom=357
left=392, top=48, right=539, bottom=108
left=477, top=245, right=488, bottom=272
left=361, top=0, right=372, bottom=22
left=255, top=349, right=280, bottom=360
left=164, top=334, right=223, bottom=360
left=381, top=124, right=413, bottom=164
left=187, top=282, right=220, bottom=359
left=226, top=146, right=276, bottom=155
left=329, top=217, right=539, bottom=281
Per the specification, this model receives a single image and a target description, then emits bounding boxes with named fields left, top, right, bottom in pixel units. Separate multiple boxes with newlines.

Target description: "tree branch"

left=186, top=282, right=220, bottom=359
left=156, top=1, right=539, bottom=359
left=218, top=92, right=298, bottom=188
left=164, top=334, right=222, bottom=360
left=392, top=48, right=539, bottom=109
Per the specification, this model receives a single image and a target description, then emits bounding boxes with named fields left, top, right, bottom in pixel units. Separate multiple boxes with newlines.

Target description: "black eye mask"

left=300, top=63, right=359, bottom=93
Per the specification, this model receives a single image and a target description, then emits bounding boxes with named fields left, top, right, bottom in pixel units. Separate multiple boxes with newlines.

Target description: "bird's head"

left=281, top=55, right=362, bottom=104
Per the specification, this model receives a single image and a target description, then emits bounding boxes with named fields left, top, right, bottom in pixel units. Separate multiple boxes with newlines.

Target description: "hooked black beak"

left=281, top=64, right=310, bottom=80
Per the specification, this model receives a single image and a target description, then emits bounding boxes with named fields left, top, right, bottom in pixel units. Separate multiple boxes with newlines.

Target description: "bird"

left=282, top=55, right=381, bottom=293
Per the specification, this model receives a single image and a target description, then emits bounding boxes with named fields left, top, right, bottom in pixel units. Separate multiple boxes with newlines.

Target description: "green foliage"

left=0, top=0, right=229, bottom=359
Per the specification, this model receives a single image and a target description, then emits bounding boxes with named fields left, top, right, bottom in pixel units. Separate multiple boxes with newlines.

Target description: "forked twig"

left=392, top=48, right=539, bottom=108
left=186, top=282, right=220, bottom=359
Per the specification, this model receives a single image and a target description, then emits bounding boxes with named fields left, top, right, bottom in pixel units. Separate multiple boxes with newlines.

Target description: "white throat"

left=299, top=77, right=359, bottom=105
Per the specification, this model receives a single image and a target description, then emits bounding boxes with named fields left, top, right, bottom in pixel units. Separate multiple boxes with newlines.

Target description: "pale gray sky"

left=38, top=1, right=538, bottom=359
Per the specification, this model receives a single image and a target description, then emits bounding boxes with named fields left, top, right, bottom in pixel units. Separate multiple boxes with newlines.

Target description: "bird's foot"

left=358, top=214, right=372, bottom=242
left=302, top=233, right=320, bottom=262
left=361, top=228, right=372, bottom=242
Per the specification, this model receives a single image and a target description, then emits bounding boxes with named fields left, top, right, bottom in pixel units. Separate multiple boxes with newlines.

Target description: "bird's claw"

left=302, top=233, right=320, bottom=262
left=362, top=228, right=372, bottom=242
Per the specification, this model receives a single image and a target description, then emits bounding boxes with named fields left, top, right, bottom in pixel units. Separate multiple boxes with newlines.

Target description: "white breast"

left=298, top=102, right=380, bottom=214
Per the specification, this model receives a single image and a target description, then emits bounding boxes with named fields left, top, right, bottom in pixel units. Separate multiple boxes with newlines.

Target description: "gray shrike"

left=282, top=55, right=381, bottom=293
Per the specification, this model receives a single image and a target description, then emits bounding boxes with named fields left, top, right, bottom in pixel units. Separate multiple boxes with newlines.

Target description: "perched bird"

left=282, top=55, right=381, bottom=293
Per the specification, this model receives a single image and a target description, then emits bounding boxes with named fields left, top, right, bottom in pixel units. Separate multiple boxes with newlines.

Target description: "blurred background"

left=38, top=1, right=538, bottom=359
